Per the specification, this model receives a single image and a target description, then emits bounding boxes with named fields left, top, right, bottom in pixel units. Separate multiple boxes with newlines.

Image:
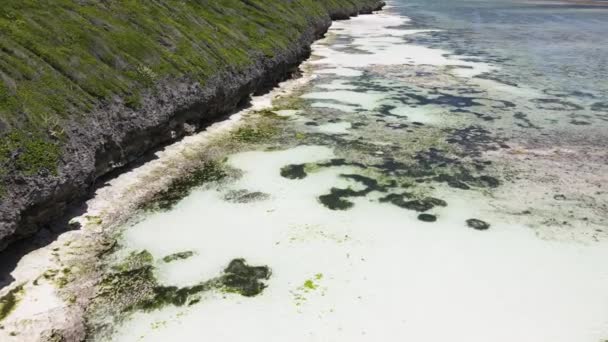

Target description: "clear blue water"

left=393, top=0, right=608, bottom=97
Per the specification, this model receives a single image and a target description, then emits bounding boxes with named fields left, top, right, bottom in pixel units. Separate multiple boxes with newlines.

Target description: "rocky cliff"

left=0, top=0, right=385, bottom=251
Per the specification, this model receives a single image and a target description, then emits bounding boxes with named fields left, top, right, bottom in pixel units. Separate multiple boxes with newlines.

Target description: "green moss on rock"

left=162, top=251, right=195, bottom=263
left=232, top=124, right=278, bottom=143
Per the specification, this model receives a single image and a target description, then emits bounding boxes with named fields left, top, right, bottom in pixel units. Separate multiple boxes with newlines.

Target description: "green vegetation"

left=255, top=109, right=289, bottom=120
left=304, top=273, right=323, bottom=290
left=112, top=250, right=154, bottom=272
left=0, top=131, right=60, bottom=193
left=162, top=251, right=195, bottom=263
left=0, top=0, right=379, bottom=187
left=232, top=123, right=279, bottom=143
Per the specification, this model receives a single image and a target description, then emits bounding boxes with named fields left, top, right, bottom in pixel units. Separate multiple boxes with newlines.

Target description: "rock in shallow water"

left=466, top=218, right=490, bottom=230
left=280, top=164, right=307, bottom=179
left=418, top=213, right=437, bottom=222
left=162, top=251, right=195, bottom=263
left=222, top=259, right=272, bottom=297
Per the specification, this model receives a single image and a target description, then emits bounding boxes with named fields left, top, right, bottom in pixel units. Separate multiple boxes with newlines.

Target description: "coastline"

left=0, top=0, right=385, bottom=252
left=1, top=1, right=606, bottom=340
left=0, top=3, right=385, bottom=341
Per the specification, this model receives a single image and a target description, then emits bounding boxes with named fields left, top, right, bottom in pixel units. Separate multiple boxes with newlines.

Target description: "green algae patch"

left=255, top=109, right=289, bottom=120
left=87, top=252, right=271, bottom=338
left=319, top=190, right=355, bottom=210
left=292, top=273, right=325, bottom=307
left=162, top=251, right=195, bottom=263
left=38, top=268, right=74, bottom=289
left=112, top=250, right=153, bottom=272
left=85, top=215, right=103, bottom=225
left=135, top=258, right=270, bottom=311
left=303, top=280, right=317, bottom=290
left=220, top=259, right=271, bottom=297
left=304, top=274, right=323, bottom=290
left=138, top=283, right=210, bottom=312
left=317, top=173, right=391, bottom=211
left=232, top=124, right=278, bottom=143
left=141, top=161, right=227, bottom=211
left=0, top=285, right=24, bottom=321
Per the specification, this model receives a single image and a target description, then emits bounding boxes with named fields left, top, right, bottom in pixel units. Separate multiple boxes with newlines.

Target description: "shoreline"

left=1, top=1, right=607, bottom=340
left=0, top=0, right=386, bottom=253
left=0, top=5, right=385, bottom=341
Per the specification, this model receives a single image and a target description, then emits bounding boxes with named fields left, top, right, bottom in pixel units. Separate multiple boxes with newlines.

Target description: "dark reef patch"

left=317, top=158, right=367, bottom=169
left=319, top=191, right=355, bottom=210
left=221, top=259, right=271, bottom=297
left=570, top=120, right=591, bottom=126
left=590, top=101, right=608, bottom=112
left=415, top=148, right=460, bottom=169
left=418, top=213, right=437, bottom=222
left=224, top=190, right=270, bottom=203
left=139, top=259, right=270, bottom=311
left=446, top=125, right=504, bottom=156
left=92, top=254, right=271, bottom=323
left=379, top=193, right=444, bottom=212
left=514, top=112, right=541, bottom=129
left=532, top=98, right=583, bottom=111
left=432, top=171, right=499, bottom=190
left=280, top=164, right=307, bottom=180
left=318, top=173, right=391, bottom=210
left=466, top=219, right=490, bottom=230
left=162, top=251, right=195, bottom=263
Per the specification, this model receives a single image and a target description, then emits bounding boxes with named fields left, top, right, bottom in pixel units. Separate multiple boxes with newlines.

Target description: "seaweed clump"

left=138, top=258, right=271, bottom=311
left=0, top=285, right=24, bottom=321
left=220, top=259, right=271, bottom=297
left=141, top=161, right=226, bottom=211
left=380, top=193, right=447, bottom=212
left=280, top=164, right=307, bottom=179
left=224, top=190, right=269, bottom=203
left=466, top=219, right=490, bottom=230
left=418, top=213, right=437, bottom=222
left=92, top=252, right=270, bottom=316
left=318, top=174, right=389, bottom=211
left=232, top=125, right=278, bottom=143
left=162, top=251, right=195, bottom=263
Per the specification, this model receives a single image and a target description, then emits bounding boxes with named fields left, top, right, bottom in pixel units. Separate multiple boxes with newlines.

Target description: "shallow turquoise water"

left=393, top=0, right=608, bottom=96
